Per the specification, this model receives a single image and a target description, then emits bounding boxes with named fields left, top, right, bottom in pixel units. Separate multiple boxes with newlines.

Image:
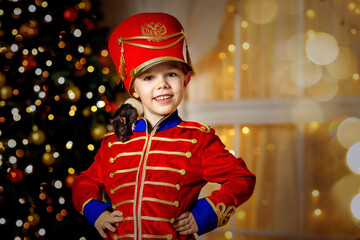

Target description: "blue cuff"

left=191, top=198, right=218, bottom=235
left=83, top=200, right=112, bottom=226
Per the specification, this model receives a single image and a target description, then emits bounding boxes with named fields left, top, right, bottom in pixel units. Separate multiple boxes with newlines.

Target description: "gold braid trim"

left=205, top=197, right=236, bottom=227
left=117, top=31, right=184, bottom=47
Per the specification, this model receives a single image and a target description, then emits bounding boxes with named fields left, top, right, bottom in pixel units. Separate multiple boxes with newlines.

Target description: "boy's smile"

left=131, top=61, right=191, bottom=127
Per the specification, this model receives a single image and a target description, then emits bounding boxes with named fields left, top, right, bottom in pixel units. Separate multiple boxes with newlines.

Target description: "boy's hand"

left=94, top=210, right=123, bottom=238
left=173, top=211, right=199, bottom=235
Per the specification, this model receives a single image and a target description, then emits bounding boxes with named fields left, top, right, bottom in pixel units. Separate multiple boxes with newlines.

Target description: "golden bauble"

left=90, top=123, right=107, bottom=141
left=0, top=85, right=13, bottom=100
left=29, top=129, right=46, bottom=145
left=41, top=152, right=56, bottom=166
left=0, top=71, right=6, bottom=87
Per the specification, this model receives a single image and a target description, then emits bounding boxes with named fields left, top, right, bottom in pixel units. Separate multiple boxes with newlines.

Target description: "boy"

left=72, top=12, right=255, bottom=240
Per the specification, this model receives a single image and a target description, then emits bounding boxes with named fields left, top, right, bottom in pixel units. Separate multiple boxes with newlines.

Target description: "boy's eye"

left=143, top=76, right=153, bottom=81
left=167, top=72, right=177, bottom=77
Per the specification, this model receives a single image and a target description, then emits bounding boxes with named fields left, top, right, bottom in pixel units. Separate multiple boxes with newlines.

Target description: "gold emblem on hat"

left=141, top=22, right=167, bottom=42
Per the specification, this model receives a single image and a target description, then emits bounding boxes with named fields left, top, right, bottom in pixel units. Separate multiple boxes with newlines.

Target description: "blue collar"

left=133, top=110, right=182, bottom=132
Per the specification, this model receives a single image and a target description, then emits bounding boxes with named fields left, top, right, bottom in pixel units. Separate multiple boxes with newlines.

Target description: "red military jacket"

left=72, top=111, right=255, bottom=240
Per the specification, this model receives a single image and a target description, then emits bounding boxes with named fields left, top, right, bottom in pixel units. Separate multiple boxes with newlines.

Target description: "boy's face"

left=131, top=61, right=191, bottom=125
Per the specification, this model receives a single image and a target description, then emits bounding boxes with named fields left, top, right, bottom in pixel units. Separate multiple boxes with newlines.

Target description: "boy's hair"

left=108, top=12, right=194, bottom=96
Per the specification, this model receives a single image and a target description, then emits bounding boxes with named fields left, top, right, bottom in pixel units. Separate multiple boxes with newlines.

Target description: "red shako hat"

left=108, top=12, right=194, bottom=96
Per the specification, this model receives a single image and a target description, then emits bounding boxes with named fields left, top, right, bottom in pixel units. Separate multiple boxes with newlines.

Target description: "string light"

left=225, top=231, right=233, bottom=239
left=241, top=20, right=248, bottom=28
left=353, top=73, right=359, bottom=80
left=228, top=44, right=236, bottom=52
left=219, top=52, right=226, bottom=59
left=242, top=42, right=250, bottom=50
left=87, top=144, right=95, bottom=151
left=73, top=29, right=82, bottom=37
left=242, top=127, right=250, bottom=134
left=44, top=14, right=52, bottom=23
left=54, top=180, right=62, bottom=189
left=348, top=2, right=356, bottom=10
left=314, top=209, right=322, bottom=216
left=312, top=189, right=320, bottom=197
left=306, top=9, right=315, bottom=18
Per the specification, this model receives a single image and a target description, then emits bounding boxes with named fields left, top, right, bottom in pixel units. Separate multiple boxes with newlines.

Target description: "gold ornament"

left=90, top=123, right=107, bottom=141
left=0, top=85, right=13, bottom=100
left=0, top=71, right=6, bottom=87
left=29, top=129, right=46, bottom=145
left=41, top=152, right=56, bottom=166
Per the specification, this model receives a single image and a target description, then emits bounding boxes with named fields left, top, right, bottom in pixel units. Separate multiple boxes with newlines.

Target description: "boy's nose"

left=156, top=77, right=169, bottom=89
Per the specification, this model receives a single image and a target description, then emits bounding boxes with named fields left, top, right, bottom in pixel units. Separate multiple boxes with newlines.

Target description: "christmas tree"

left=0, top=0, right=124, bottom=239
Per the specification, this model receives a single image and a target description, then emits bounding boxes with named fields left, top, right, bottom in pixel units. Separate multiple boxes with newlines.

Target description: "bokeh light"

left=290, top=61, right=322, bottom=87
left=351, top=193, right=360, bottom=220
left=331, top=174, right=360, bottom=225
left=329, top=115, right=348, bottom=137
left=326, top=47, right=358, bottom=80
left=308, top=77, right=338, bottom=102
left=305, top=32, right=339, bottom=65
left=336, top=117, right=360, bottom=149
left=291, top=100, right=324, bottom=125
left=346, top=142, right=360, bottom=175
left=286, top=32, right=308, bottom=64
left=245, top=0, right=278, bottom=24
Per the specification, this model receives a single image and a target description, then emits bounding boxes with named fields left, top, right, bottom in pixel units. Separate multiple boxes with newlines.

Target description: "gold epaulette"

left=102, top=131, right=115, bottom=139
left=177, top=121, right=211, bottom=133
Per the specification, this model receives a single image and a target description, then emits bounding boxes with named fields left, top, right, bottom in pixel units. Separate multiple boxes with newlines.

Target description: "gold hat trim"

left=117, top=31, right=184, bottom=49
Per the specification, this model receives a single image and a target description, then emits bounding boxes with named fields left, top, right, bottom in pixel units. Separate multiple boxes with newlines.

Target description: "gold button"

left=109, top=157, right=114, bottom=163
left=174, top=201, right=179, bottom=207
left=185, top=151, right=192, bottom=158
left=130, top=69, right=136, bottom=78
left=167, top=234, right=173, bottom=240
left=191, top=139, right=198, bottom=144
left=169, top=217, right=175, bottom=224
left=110, top=172, right=114, bottom=178
left=175, top=184, right=180, bottom=190
left=113, top=234, right=118, bottom=240
left=108, top=142, right=112, bottom=148
left=179, top=169, right=186, bottom=175
left=110, top=188, right=114, bottom=194
left=112, top=204, right=116, bottom=209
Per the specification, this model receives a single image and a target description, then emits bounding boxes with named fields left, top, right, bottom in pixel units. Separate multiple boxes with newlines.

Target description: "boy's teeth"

left=155, top=95, right=171, bottom=100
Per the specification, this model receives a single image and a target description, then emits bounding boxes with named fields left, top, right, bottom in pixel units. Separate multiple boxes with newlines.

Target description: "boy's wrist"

left=83, top=199, right=112, bottom=226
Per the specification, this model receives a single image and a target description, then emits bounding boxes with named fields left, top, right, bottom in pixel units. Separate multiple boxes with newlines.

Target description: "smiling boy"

left=72, top=12, right=255, bottom=240
left=131, top=61, right=190, bottom=128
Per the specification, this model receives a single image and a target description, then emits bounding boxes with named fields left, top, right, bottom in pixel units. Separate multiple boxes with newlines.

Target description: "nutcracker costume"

left=72, top=12, right=255, bottom=240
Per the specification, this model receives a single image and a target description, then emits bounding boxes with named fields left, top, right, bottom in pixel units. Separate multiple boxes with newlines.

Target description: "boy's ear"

left=131, top=87, right=140, bottom=99
left=184, top=72, right=191, bottom=87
